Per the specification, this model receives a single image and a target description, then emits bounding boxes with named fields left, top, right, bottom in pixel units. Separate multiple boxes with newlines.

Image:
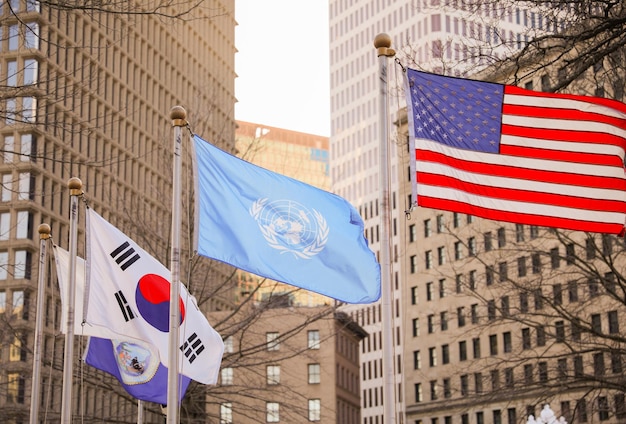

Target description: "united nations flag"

left=194, top=135, right=381, bottom=304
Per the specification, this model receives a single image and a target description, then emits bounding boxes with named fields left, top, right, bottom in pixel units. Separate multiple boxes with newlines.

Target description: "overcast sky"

left=234, top=0, right=330, bottom=137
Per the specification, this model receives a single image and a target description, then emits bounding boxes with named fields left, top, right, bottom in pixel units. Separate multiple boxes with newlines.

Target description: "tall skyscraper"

left=0, top=2, right=236, bottom=422
left=329, top=2, right=538, bottom=422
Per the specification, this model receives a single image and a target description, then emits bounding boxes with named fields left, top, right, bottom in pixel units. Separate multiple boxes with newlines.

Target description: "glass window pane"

left=24, top=59, right=38, bottom=85
left=2, top=174, right=12, bottom=202
left=7, top=61, right=17, bottom=86
left=0, top=212, right=10, bottom=240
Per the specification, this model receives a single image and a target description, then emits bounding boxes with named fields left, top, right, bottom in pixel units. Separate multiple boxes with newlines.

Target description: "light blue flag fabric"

left=193, top=135, right=381, bottom=304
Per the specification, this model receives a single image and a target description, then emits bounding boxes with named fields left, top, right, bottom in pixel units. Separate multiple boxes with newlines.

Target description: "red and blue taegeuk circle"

left=135, top=274, right=186, bottom=332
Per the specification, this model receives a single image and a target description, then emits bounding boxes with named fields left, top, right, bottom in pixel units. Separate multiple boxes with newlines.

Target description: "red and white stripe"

left=411, top=81, right=626, bottom=234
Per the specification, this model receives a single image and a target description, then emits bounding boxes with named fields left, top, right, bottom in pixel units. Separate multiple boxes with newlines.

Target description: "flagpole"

left=167, top=106, right=186, bottom=422
left=375, top=33, right=397, bottom=424
left=29, top=223, right=51, bottom=424
left=61, top=177, right=83, bottom=423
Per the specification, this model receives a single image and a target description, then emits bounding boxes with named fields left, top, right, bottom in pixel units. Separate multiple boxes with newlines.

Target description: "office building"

left=208, top=303, right=367, bottom=422
left=329, top=1, right=551, bottom=422
left=0, top=1, right=236, bottom=422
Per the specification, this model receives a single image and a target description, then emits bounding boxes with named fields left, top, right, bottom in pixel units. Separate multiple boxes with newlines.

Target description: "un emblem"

left=250, top=198, right=329, bottom=259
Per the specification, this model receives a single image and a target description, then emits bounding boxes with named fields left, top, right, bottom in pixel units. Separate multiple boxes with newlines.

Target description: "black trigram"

left=110, top=241, right=140, bottom=271
left=114, top=290, right=135, bottom=322
left=180, top=332, right=205, bottom=364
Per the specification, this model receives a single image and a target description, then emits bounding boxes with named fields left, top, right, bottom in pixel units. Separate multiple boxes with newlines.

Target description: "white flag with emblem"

left=84, top=207, right=224, bottom=384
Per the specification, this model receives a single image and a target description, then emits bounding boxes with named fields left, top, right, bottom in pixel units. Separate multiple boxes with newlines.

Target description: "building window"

left=410, top=255, right=417, bottom=273
left=443, top=378, right=451, bottom=398
left=439, top=279, right=446, bottom=298
left=536, top=325, right=546, bottom=346
left=430, top=380, right=438, bottom=400
left=486, top=266, right=494, bottom=286
left=412, top=318, right=420, bottom=337
left=266, top=402, right=279, bottom=422
left=308, top=363, right=320, bottom=384
left=507, top=409, right=517, bottom=424
left=459, top=341, right=467, bottom=361
left=550, top=247, right=560, bottom=268
left=266, top=332, right=280, bottom=351
left=456, top=274, right=463, bottom=293
left=524, top=364, right=533, bottom=384
left=428, top=315, right=435, bottom=334
left=266, top=365, right=280, bottom=385
left=425, top=250, right=433, bottom=269
left=568, top=280, right=578, bottom=302
left=477, top=412, right=484, bottom=424
left=411, top=286, right=418, bottom=305
left=566, top=243, right=575, bottom=264
left=472, top=338, right=481, bottom=359
left=220, top=402, right=233, bottom=424
left=503, top=332, right=512, bottom=353
left=591, top=314, right=602, bottom=334
left=597, top=397, right=609, bottom=421
left=429, top=347, right=437, bottom=367
left=308, top=399, right=321, bottom=421
left=608, top=311, right=619, bottom=334
left=594, top=353, right=605, bottom=376
left=494, top=409, right=503, bottom=424
left=474, top=372, right=483, bottom=393
left=553, top=284, right=562, bottom=305
left=576, top=399, right=588, bottom=422
left=307, top=330, right=320, bottom=349
left=497, top=227, right=506, bottom=248
left=530, top=225, right=539, bottom=239
left=555, top=321, right=565, bottom=342
left=531, top=253, right=541, bottom=273
left=522, top=328, right=531, bottom=350
left=498, top=262, right=508, bottom=282
left=424, top=219, right=431, bottom=238
left=415, top=383, right=423, bottom=402
left=426, top=282, right=433, bottom=301
left=437, top=246, right=446, bottom=265
left=586, top=237, right=596, bottom=259
left=469, top=270, right=477, bottom=290
left=413, top=350, right=421, bottom=370
left=437, top=214, right=444, bottom=233
left=487, top=300, right=496, bottom=321
left=611, top=351, right=622, bottom=374
left=490, top=370, right=500, bottom=390
left=533, top=288, right=543, bottom=310
left=520, top=292, right=529, bottom=313
left=501, top=296, right=510, bottom=317
left=471, top=304, right=479, bottom=324
left=409, top=224, right=417, bottom=242
left=468, top=237, right=476, bottom=256
left=489, top=335, right=498, bottom=355
left=484, top=232, right=492, bottom=251
left=7, top=373, right=25, bottom=404
left=538, top=362, right=548, bottom=382
left=515, top=224, right=524, bottom=242
left=442, top=344, right=450, bottom=364
left=221, top=367, right=233, bottom=385
left=458, top=307, right=466, bottom=327
left=574, top=356, right=584, bottom=377
left=454, top=241, right=463, bottom=260
left=517, top=257, right=527, bottom=277
left=557, top=358, right=568, bottom=378
left=460, top=374, right=468, bottom=396
left=440, top=311, right=448, bottom=331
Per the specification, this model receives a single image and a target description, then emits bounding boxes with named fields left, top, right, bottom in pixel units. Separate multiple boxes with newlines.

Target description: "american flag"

left=404, top=69, right=626, bottom=235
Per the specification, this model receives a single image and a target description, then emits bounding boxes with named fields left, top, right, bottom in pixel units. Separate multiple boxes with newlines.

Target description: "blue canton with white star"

left=408, top=69, right=505, bottom=154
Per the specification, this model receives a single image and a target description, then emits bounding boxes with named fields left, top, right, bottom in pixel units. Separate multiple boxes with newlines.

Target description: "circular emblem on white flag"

left=112, top=339, right=160, bottom=385
left=250, top=198, right=329, bottom=259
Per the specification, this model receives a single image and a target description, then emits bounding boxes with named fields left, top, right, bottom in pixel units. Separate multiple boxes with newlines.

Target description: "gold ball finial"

left=68, top=177, right=82, bottom=190
left=68, top=177, right=83, bottom=196
left=374, top=33, right=392, bottom=49
left=374, top=33, right=395, bottom=57
left=171, top=106, right=187, bottom=126
left=38, top=223, right=51, bottom=239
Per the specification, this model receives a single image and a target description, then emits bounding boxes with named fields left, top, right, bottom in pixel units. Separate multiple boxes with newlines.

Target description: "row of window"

left=413, top=268, right=617, bottom=310
left=412, top=396, right=625, bottom=424
left=265, top=330, right=320, bottom=351
left=218, top=399, right=322, bottom=423
left=416, top=351, right=623, bottom=402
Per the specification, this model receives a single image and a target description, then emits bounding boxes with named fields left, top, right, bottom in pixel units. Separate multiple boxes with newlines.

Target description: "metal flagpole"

left=137, top=400, right=144, bottom=424
left=29, top=223, right=51, bottom=424
left=61, top=177, right=83, bottom=423
left=375, top=33, right=397, bottom=424
left=167, top=106, right=186, bottom=422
